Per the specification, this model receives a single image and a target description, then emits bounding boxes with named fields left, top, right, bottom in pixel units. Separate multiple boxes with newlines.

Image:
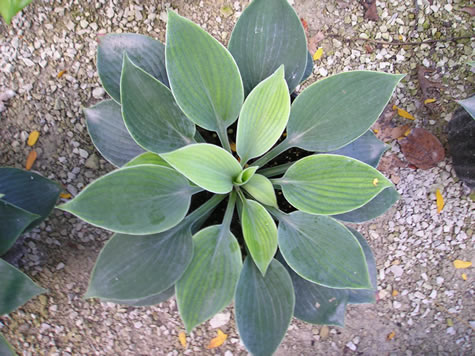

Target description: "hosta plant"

left=0, top=168, right=60, bottom=355
left=60, top=0, right=403, bottom=354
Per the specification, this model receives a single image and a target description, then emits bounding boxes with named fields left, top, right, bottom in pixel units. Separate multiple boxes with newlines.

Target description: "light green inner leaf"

left=234, top=166, right=258, bottom=186
left=161, top=144, right=242, bottom=194
left=242, top=174, right=277, bottom=207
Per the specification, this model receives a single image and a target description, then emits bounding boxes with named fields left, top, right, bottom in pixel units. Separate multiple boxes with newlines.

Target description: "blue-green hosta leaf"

left=0, top=259, right=45, bottom=315
left=0, top=168, right=60, bottom=230
left=103, top=287, right=174, bottom=307
left=97, top=33, right=168, bottom=102
left=236, top=66, right=290, bottom=163
left=84, top=100, right=145, bottom=167
left=166, top=11, right=243, bottom=131
left=233, top=166, right=258, bottom=186
left=241, top=199, right=277, bottom=275
left=58, top=165, right=193, bottom=235
left=124, top=152, right=170, bottom=168
left=287, top=71, right=404, bottom=151
left=346, top=228, right=377, bottom=304
left=277, top=212, right=371, bottom=289
left=300, top=51, right=314, bottom=84
left=85, top=223, right=193, bottom=300
left=279, top=154, right=393, bottom=215
left=0, top=0, right=32, bottom=25
left=242, top=174, right=277, bottom=207
left=0, top=200, right=39, bottom=256
left=327, top=130, right=388, bottom=168
left=0, top=332, right=15, bottom=356
left=177, top=225, right=242, bottom=332
left=228, top=0, right=307, bottom=95
left=277, top=253, right=348, bottom=326
left=333, top=186, right=400, bottom=223
left=235, top=258, right=294, bottom=356
left=161, top=144, right=242, bottom=194
left=457, top=95, right=475, bottom=120
left=120, top=54, right=195, bottom=153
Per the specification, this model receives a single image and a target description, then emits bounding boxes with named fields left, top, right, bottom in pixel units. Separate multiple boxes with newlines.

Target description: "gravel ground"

left=0, top=0, right=474, bottom=355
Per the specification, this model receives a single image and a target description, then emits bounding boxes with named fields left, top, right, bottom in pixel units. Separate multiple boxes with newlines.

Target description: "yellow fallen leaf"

left=392, top=290, right=399, bottom=297
left=424, top=98, right=436, bottom=104
left=230, top=141, right=236, bottom=152
left=447, top=318, right=453, bottom=327
left=373, top=129, right=379, bottom=134
left=372, top=178, right=379, bottom=186
left=27, top=130, right=40, bottom=146
left=178, top=332, right=187, bottom=348
left=461, top=273, right=467, bottom=281
left=25, top=150, right=37, bottom=170
left=453, top=260, right=472, bottom=269
left=206, top=329, right=227, bottom=349
left=387, top=331, right=396, bottom=341
left=313, top=47, right=323, bottom=61
left=397, top=108, right=415, bottom=120
left=57, top=69, right=67, bottom=78
left=436, top=188, right=444, bottom=213
left=60, top=192, right=72, bottom=199
left=403, top=129, right=412, bottom=137
left=392, top=104, right=398, bottom=111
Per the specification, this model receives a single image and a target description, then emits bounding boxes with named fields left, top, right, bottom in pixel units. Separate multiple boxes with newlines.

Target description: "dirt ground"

left=0, top=1, right=474, bottom=355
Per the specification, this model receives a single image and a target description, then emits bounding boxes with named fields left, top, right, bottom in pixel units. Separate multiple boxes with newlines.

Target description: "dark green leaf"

left=0, top=200, right=39, bottom=256
left=58, top=165, right=192, bottom=235
left=327, top=130, right=388, bottom=168
left=228, top=0, right=307, bottom=95
left=84, top=100, right=145, bottom=167
left=278, top=212, right=371, bottom=289
left=333, top=186, right=400, bottom=223
left=120, top=54, right=195, bottom=153
left=0, top=168, right=60, bottom=230
left=346, top=228, right=377, bottom=304
left=97, top=33, right=168, bottom=102
left=0, top=333, right=16, bottom=356
left=287, top=71, right=404, bottom=151
left=235, top=258, right=294, bottom=356
left=103, top=286, right=174, bottom=307
left=0, top=259, right=45, bottom=315
left=166, top=11, right=243, bottom=131
left=85, top=223, right=193, bottom=300
left=176, top=225, right=242, bottom=332
left=277, top=253, right=347, bottom=326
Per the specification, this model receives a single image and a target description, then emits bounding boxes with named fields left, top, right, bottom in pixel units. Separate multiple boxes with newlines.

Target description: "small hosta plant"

left=0, top=167, right=60, bottom=355
left=60, top=0, right=402, bottom=354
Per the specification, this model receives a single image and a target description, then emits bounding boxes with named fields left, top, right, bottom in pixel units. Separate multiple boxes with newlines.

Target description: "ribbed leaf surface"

left=280, top=154, right=393, bottom=215
left=161, top=144, right=242, bottom=194
left=0, top=200, right=38, bottom=256
left=0, top=259, right=45, bottom=315
left=236, top=66, right=290, bottom=163
left=241, top=199, right=277, bottom=275
left=234, top=166, right=258, bottom=186
left=58, top=165, right=192, bottom=234
left=278, top=212, right=371, bottom=289
left=121, top=54, right=195, bottom=153
left=124, top=152, right=170, bottom=168
left=0, top=168, right=60, bottom=230
left=287, top=71, right=404, bottom=151
left=235, top=258, right=294, bottom=356
left=97, top=33, right=168, bottom=102
left=86, top=223, right=192, bottom=300
left=84, top=100, right=145, bottom=167
left=243, top=174, right=277, bottom=207
left=228, top=0, right=307, bottom=95
left=166, top=11, right=243, bottom=131
left=177, top=225, right=242, bottom=332
left=333, top=186, right=400, bottom=223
